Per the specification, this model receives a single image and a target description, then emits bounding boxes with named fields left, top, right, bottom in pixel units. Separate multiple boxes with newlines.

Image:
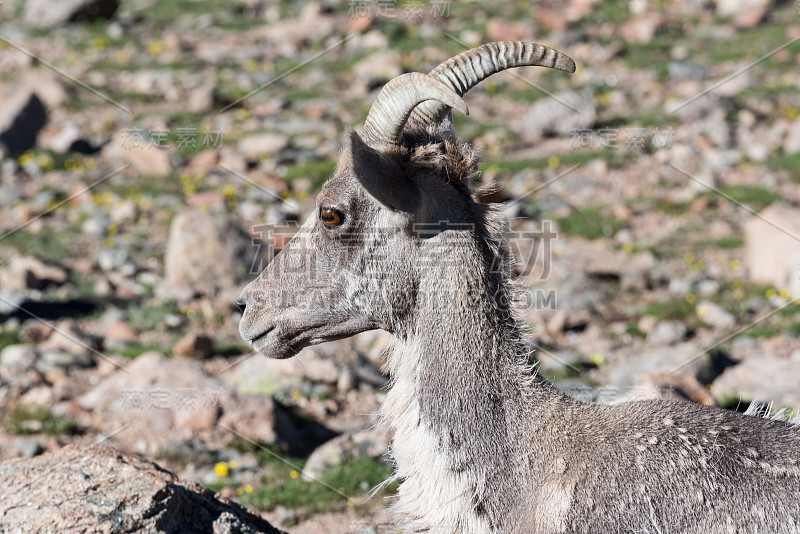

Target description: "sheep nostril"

left=236, top=296, right=246, bottom=314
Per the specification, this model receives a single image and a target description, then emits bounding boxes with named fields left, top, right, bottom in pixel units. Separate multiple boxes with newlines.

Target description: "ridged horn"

left=409, top=41, right=576, bottom=132
left=362, top=72, right=468, bottom=147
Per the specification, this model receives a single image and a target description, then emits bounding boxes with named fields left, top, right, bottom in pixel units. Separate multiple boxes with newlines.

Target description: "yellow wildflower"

left=213, top=462, right=229, bottom=477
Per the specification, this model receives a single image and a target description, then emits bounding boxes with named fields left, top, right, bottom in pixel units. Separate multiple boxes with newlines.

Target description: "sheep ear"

left=344, top=127, right=419, bottom=213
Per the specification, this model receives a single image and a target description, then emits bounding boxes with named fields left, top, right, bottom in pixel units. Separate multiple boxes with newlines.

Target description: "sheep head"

left=237, top=41, right=575, bottom=359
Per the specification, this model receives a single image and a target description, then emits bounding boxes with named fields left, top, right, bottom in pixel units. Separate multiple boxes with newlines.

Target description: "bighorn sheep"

left=237, top=41, right=800, bottom=533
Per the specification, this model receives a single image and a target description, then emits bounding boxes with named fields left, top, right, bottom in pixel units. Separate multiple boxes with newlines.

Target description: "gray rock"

left=712, top=354, right=800, bottom=409
left=0, top=87, right=47, bottom=157
left=14, top=439, right=43, bottom=458
left=0, top=185, right=19, bottom=206
left=696, top=301, right=736, bottom=329
left=668, top=61, right=708, bottom=80
left=0, top=444, right=285, bottom=533
left=36, top=349, right=94, bottom=373
left=302, top=428, right=391, bottom=481
left=40, top=319, right=100, bottom=358
left=23, top=0, right=119, bottom=27
left=646, top=320, right=687, bottom=346
left=697, top=279, right=720, bottom=297
left=604, top=342, right=710, bottom=396
left=516, top=90, right=596, bottom=141
left=160, top=209, right=252, bottom=300
left=81, top=212, right=111, bottom=238
left=668, top=278, right=692, bottom=295
left=353, top=51, right=402, bottom=94
left=0, top=344, right=38, bottom=378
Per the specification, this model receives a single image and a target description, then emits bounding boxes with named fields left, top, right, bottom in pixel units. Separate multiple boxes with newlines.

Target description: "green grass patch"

left=1, top=229, right=76, bottom=265
left=212, top=442, right=397, bottom=519
left=0, top=330, right=21, bottom=352
left=714, top=185, right=780, bottom=209
left=644, top=299, right=695, bottom=320
left=732, top=324, right=782, bottom=339
left=626, top=324, right=647, bottom=339
left=623, top=28, right=686, bottom=81
left=692, top=237, right=744, bottom=252
left=556, top=206, right=625, bottom=240
left=644, top=197, right=692, bottom=216
left=242, top=455, right=395, bottom=515
left=777, top=302, right=800, bottom=318
left=703, top=21, right=794, bottom=66
left=632, top=108, right=682, bottom=128
left=767, top=153, right=800, bottom=180
left=115, top=343, right=165, bottom=359
left=4, top=405, right=79, bottom=436
left=126, top=300, right=182, bottom=332
left=101, top=172, right=185, bottom=198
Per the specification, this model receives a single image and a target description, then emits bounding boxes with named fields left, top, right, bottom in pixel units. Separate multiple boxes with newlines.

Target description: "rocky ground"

left=0, top=0, right=799, bottom=532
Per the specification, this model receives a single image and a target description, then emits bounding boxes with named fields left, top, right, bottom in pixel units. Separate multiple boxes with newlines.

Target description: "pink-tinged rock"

left=77, top=352, right=300, bottom=450
left=173, top=331, right=215, bottom=359
left=535, top=8, right=568, bottom=32
left=486, top=18, right=536, bottom=42
left=127, top=145, right=171, bottom=175
left=104, top=320, right=138, bottom=343
left=251, top=2, right=339, bottom=47
left=21, top=72, right=68, bottom=108
left=237, top=132, right=289, bottom=160
left=784, top=119, right=800, bottom=155
left=0, top=256, right=67, bottom=291
left=218, top=392, right=300, bottom=446
left=620, top=14, right=666, bottom=44
left=77, top=351, right=222, bottom=439
left=186, top=149, right=221, bottom=174
left=744, top=204, right=800, bottom=298
left=733, top=6, right=768, bottom=28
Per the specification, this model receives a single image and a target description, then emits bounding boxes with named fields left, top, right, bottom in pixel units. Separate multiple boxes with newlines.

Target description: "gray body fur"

left=237, top=42, right=800, bottom=533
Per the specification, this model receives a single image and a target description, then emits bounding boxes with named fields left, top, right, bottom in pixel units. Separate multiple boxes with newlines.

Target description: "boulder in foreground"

left=0, top=444, right=286, bottom=534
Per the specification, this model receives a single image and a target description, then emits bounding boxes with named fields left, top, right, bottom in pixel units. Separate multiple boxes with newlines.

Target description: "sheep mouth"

left=249, top=325, right=276, bottom=345
left=249, top=324, right=315, bottom=360
left=249, top=317, right=374, bottom=359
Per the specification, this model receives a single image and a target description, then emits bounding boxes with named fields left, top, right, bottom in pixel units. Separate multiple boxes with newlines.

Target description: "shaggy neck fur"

left=379, top=171, right=573, bottom=532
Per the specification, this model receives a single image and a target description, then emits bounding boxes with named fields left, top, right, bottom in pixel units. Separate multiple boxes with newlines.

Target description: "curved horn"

left=409, top=41, right=576, bottom=132
left=362, top=72, right=468, bottom=147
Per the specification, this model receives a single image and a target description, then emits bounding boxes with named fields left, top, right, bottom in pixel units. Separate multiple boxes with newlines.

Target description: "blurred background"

left=0, top=0, right=799, bottom=531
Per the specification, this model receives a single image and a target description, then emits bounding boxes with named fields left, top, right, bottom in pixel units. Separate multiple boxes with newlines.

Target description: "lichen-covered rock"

left=0, top=444, right=286, bottom=533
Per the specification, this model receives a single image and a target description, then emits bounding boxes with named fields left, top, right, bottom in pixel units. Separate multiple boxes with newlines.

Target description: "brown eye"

left=319, top=207, right=343, bottom=228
